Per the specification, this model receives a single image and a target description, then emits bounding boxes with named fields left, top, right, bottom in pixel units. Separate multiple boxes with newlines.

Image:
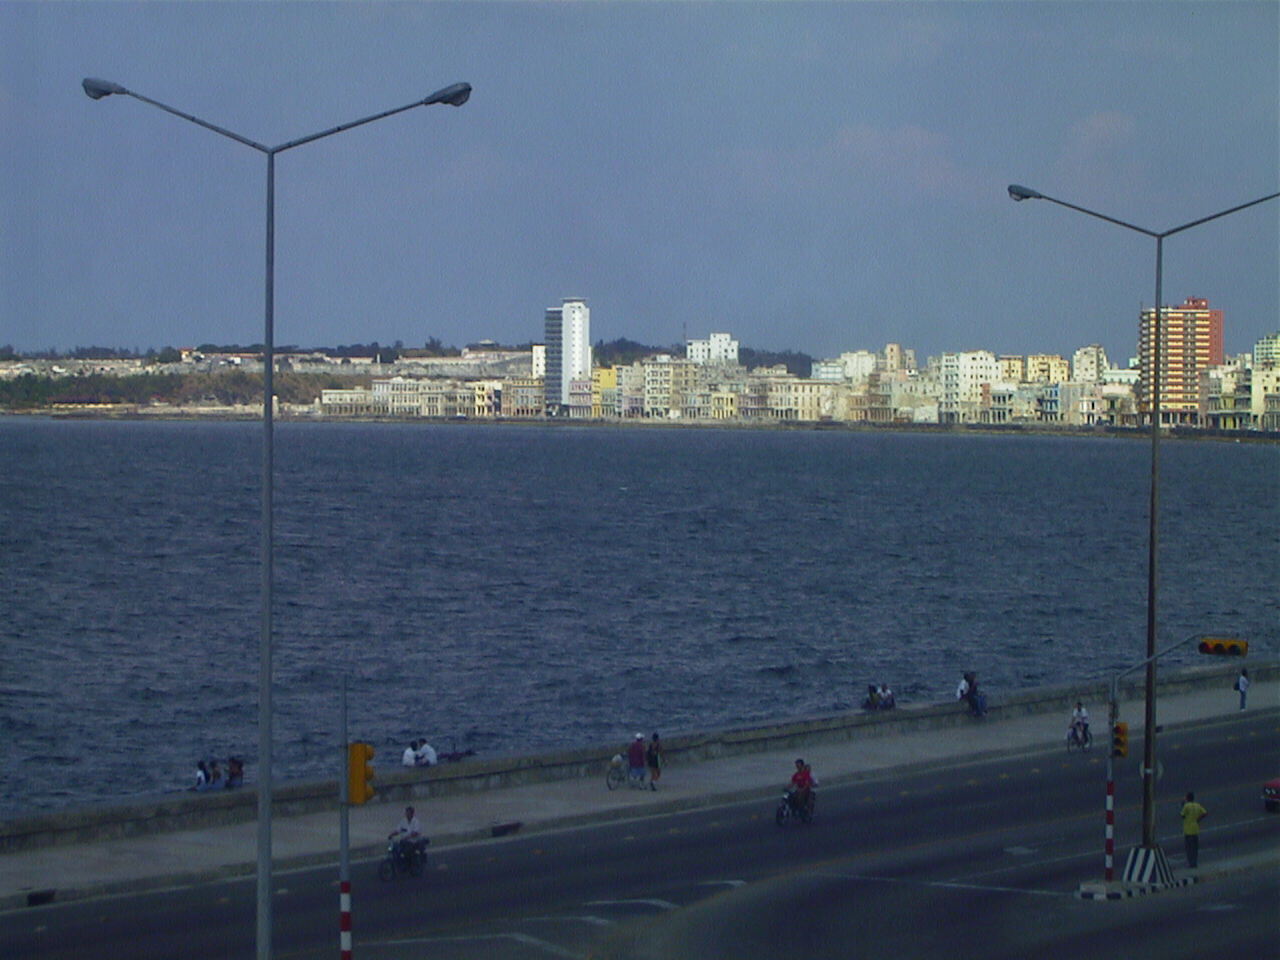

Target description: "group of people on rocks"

left=193, top=756, right=244, bottom=791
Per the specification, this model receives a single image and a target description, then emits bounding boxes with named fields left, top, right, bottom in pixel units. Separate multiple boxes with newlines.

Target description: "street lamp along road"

left=84, top=76, right=470, bottom=959
left=1008, top=182, right=1278, bottom=884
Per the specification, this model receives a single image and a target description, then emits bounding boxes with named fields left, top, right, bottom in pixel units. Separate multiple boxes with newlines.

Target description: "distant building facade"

left=1138, top=296, right=1224, bottom=425
left=544, top=298, right=592, bottom=416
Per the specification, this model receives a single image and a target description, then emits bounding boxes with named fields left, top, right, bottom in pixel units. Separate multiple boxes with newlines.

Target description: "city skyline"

left=4, top=3, right=1277, bottom=361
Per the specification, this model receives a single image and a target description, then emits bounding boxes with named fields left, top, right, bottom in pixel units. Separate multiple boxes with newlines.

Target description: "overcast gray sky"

left=3, top=2, right=1277, bottom=362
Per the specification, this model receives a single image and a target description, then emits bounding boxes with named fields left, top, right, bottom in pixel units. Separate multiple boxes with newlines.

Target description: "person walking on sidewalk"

left=1179, top=791, right=1208, bottom=868
left=1234, top=668, right=1250, bottom=710
left=627, top=733, right=647, bottom=787
left=645, top=732, right=663, bottom=790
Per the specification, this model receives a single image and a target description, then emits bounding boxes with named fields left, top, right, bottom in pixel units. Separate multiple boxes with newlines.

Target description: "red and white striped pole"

left=339, top=879, right=353, bottom=959
left=1104, top=778, right=1115, bottom=882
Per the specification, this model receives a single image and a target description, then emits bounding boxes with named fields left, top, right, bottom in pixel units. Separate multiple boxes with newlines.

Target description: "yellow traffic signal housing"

left=347, top=742, right=375, bottom=805
left=1197, top=636, right=1248, bottom=656
left=1111, top=722, right=1129, bottom=758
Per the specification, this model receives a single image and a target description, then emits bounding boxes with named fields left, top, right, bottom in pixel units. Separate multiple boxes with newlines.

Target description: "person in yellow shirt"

left=1179, top=791, right=1208, bottom=868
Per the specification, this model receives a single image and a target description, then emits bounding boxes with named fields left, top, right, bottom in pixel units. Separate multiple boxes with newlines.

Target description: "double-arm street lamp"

left=84, top=77, right=471, bottom=958
left=1008, top=183, right=1278, bottom=873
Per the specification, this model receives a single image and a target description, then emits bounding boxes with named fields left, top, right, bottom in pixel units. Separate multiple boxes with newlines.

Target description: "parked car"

left=1264, top=777, right=1280, bottom=813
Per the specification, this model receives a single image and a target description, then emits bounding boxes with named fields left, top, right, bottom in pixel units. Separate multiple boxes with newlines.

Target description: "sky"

left=2, top=2, right=1277, bottom=363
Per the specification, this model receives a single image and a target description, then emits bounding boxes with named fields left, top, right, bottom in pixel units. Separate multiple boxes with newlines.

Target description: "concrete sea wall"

left=2, top=661, right=1270, bottom=855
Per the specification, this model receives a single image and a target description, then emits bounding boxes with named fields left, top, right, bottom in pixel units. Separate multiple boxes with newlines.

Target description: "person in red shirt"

left=789, top=758, right=815, bottom=816
left=627, top=733, right=647, bottom=786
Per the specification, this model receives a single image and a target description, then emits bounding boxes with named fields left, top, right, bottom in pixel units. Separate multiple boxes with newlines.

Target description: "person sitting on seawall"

left=414, top=739, right=437, bottom=767
left=225, top=756, right=245, bottom=789
left=402, top=740, right=419, bottom=767
left=877, top=683, right=896, bottom=709
left=958, top=672, right=986, bottom=717
left=388, top=805, right=429, bottom=861
left=863, top=684, right=881, bottom=710
left=193, top=760, right=210, bottom=791
left=208, top=759, right=224, bottom=788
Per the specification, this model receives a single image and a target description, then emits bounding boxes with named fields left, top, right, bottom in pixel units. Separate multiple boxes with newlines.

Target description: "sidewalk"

left=3, top=680, right=1275, bottom=911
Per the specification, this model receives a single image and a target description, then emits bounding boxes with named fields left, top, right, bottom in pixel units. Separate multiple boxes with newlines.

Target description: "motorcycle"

left=775, top=787, right=815, bottom=826
left=377, top=836, right=428, bottom=881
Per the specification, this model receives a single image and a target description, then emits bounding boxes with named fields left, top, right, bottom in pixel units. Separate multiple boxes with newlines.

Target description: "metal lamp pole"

left=83, top=77, right=471, bottom=959
left=1007, top=184, right=1278, bottom=856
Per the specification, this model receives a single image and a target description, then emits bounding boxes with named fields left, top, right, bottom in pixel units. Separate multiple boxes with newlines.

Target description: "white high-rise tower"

left=544, top=297, right=592, bottom=415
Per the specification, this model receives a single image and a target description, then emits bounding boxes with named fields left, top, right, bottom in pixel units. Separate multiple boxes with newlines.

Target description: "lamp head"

left=1008, top=184, right=1043, bottom=202
left=423, top=82, right=471, bottom=107
left=83, top=78, right=128, bottom=100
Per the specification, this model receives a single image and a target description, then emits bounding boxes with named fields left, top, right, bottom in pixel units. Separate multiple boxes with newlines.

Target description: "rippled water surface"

left=1, top=418, right=1275, bottom=815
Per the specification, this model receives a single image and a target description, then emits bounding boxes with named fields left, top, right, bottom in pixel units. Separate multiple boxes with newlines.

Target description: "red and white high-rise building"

left=1138, top=296, right=1224, bottom=425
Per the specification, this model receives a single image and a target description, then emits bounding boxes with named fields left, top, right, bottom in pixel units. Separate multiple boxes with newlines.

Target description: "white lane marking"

left=585, top=898, right=678, bottom=910
left=374, top=932, right=581, bottom=957
left=523, top=915, right=615, bottom=927
left=817, top=871, right=1069, bottom=898
left=699, top=879, right=747, bottom=888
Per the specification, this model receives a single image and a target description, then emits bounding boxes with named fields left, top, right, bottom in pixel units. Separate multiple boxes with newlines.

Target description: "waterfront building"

left=1072, top=344, right=1110, bottom=383
left=1199, top=363, right=1252, bottom=431
left=641, top=355, right=697, bottom=418
left=938, top=350, right=999, bottom=423
left=1253, top=332, right=1280, bottom=366
left=1026, top=354, right=1071, bottom=384
left=810, top=359, right=847, bottom=381
left=320, top=387, right=374, bottom=417
left=837, top=350, right=878, bottom=385
left=592, top=366, right=618, bottom=419
left=568, top=377, right=594, bottom=419
left=1138, top=295, right=1224, bottom=426
left=500, top=377, right=544, bottom=418
left=998, top=355, right=1025, bottom=383
left=544, top=297, right=592, bottom=416
left=686, top=332, right=739, bottom=365
left=372, top=376, right=422, bottom=416
left=1249, top=364, right=1280, bottom=427
left=471, top=380, right=502, bottom=419
left=882, top=342, right=916, bottom=373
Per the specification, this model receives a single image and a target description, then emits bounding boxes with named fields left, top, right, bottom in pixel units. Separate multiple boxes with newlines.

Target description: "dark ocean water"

left=1, top=418, right=1276, bottom=816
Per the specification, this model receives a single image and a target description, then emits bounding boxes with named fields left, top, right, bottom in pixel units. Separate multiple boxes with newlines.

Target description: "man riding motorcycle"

left=388, top=805, right=428, bottom=863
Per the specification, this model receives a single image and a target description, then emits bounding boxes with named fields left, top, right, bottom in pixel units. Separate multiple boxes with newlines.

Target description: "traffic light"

left=1197, top=636, right=1248, bottom=657
left=347, top=742, right=375, bottom=805
left=1111, top=722, right=1129, bottom=758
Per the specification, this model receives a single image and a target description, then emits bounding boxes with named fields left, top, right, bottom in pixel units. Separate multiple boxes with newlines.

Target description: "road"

left=5, top=712, right=1276, bottom=959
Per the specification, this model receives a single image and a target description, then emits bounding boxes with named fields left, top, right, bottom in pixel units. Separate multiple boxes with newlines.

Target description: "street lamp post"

left=84, top=77, right=471, bottom=959
left=1008, top=183, right=1278, bottom=872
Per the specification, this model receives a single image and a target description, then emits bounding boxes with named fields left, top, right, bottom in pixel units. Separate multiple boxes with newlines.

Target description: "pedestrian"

left=646, top=732, right=663, bottom=790
left=1234, top=668, right=1250, bottom=710
left=627, top=733, right=646, bottom=786
left=1179, top=791, right=1208, bottom=868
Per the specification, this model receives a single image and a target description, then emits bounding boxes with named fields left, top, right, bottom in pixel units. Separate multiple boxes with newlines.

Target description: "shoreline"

left=2, top=407, right=1277, bottom=443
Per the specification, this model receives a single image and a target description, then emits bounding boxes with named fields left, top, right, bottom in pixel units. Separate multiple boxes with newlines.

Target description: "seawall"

left=2, top=661, right=1269, bottom=855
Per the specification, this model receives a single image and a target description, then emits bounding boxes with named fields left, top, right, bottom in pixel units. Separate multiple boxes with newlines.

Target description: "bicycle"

left=1066, top=723, right=1092, bottom=752
left=605, top=753, right=647, bottom=790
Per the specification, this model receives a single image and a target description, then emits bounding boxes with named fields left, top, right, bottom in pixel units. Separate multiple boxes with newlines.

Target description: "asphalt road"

left=5, top=712, right=1276, bottom=960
